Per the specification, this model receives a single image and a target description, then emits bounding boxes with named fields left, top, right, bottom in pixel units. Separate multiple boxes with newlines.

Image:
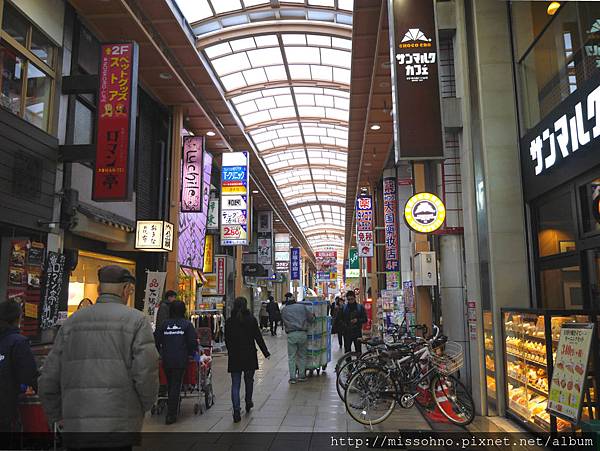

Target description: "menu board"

left=547, top=323, right=594, bottom=424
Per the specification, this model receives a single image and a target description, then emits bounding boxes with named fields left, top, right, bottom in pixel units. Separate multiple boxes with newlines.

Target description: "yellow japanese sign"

left=203, top=235, right=214, bottom=273
left=25, top=302, right=38, bottom=319
left=222, top=185, right=247, bottom=194
left=404, top=192, right=446, bottom=233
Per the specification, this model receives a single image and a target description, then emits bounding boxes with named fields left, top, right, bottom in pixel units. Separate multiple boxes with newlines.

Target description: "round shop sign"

left=404, top=192, right=446, bottom=233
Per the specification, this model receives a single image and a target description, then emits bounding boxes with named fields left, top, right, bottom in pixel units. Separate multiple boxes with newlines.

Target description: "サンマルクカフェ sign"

left=388, top=0, right=443, bottom=160
left=93, top=43, right=139, bottom=201
left=522, top=75, right=600, bottom=201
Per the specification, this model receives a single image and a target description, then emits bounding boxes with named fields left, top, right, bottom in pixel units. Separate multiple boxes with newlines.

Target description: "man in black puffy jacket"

left=0, top=300, right=37, bottom=434
left=154, top=301, right=197, bottom=425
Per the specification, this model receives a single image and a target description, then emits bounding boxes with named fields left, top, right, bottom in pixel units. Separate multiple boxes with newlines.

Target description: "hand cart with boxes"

left=303, top=296, right=331, bottom=376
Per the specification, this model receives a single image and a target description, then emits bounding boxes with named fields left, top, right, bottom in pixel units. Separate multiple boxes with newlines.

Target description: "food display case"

left=483, top=310, right=497, bottom=413
left=502, top=309, right=600, bottom=433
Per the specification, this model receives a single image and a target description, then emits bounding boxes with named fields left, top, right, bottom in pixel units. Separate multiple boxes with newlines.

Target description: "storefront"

left=483, top=1, right=600, bottom=433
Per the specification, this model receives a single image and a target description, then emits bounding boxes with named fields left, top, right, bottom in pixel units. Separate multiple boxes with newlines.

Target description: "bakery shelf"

left=505, top=351, right=547, bottom=369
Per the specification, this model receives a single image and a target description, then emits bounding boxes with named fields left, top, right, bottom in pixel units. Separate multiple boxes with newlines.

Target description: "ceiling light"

left=275, top=219, right=281, bottom=222
left=206, top=131, right=216, bottom=137
left=159, top=72, right=172, bottom=80
left=252, top=190, right=259, bottom=194
left=370, top=124, right=381, bottom=131
left=547, top=1, right=560, bottom=15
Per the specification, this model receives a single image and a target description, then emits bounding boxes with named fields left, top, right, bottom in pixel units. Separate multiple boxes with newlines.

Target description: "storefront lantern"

left=135, top=220, right=174, bottom=252
left=403, top=192, right=446, bottom=233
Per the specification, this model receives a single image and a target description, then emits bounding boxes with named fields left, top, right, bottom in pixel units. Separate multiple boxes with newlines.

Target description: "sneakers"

left=233, top=410, right=241, bottom=423
left=246, top=401, right=254, bottom=412
left=297, top=377, right=307, bottom=383
left=289, top=379, right=297, bottom=384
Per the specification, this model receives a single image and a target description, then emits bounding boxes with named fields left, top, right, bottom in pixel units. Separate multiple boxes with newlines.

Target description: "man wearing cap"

left=38, top=265, right=159, bottom=449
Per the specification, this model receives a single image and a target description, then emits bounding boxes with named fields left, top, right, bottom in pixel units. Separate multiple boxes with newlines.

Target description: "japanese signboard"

left=346, top=248, right=360, bottom=278
left=290, top=247, right=301, bottom=280
left=93, top=43, right=139, bottom=201
left=274, top=233, right=290, bottom=263
left=207, top=197, right=219, bottom=229
left=383, top=176, right=399, bottom=272
left=216, top=256, right=226, bottom=296
left=203, top=234, right=214, bottom=273
left=356, top=195, right=374, bottom=257
left=142, top=271, right=166, bottom=326
left=404, top=192, right=446, bottom=233
left=40, top=251, right=65, bottom=329
left=179, top=151, right=213, bottom=269
left=221, top=152, right=249, bottom=246
left=257, top=211, right=272, bottom=233
left=275, top=261, right=289, bottom=272
left=135, top=220, right=174, bottom=252
left=181, top=136, right=204, bottom=212
left=388, top=0, right=443, bottom=160
left=520, top=77, right=600, bottom=201
left=257, top=232, right=272, bottom=266
left=548, top=323, right=595, bottom=424
left=316, top=251, right=337, bottom=281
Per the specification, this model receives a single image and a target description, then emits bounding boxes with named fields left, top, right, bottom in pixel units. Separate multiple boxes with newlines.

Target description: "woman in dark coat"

left=331, top=297, right=345, bottom=349
left=225, top=297, right=270, bottom=423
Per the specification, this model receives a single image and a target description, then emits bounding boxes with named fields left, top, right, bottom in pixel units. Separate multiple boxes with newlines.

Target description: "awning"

left=77, top=202, right=135, bottom=232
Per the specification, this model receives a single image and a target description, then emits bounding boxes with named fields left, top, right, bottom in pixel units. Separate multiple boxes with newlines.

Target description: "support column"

left=165, top=106, right=183, bottom=292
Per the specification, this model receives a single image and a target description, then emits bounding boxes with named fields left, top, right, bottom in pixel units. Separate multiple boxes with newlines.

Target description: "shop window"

left=580, top=179, right=600, bottom=234
left=536, top=191, right=577, bottom=257
left=68, top=251, right=135, bottom=315
left=540, top=266, right=582, bottom=309
left=73, top=99, right=94, bottom=145
left=0, top=1, right=56, bottom=132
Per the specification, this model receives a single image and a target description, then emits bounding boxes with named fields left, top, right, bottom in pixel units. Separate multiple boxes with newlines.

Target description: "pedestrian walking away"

left=331, top=296, right=345, bottom=349
left=38, top=265, right=159, bottom=450
left=225, top=297, right=270, bottom=423
left=266, top=296, right=281, bottom=336
left=280, top=293, right=314, bottom=383
left=0, top=299, right=38, bottom=446
left=154, top=301, right=198, bottom=425
left=156, top=290, right=178, bottom=331
left=341, top=290, right=367, bottom=354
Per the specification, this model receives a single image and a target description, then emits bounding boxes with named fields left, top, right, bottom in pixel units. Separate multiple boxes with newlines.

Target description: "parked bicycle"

left=343, top=325, right=475, bottom=426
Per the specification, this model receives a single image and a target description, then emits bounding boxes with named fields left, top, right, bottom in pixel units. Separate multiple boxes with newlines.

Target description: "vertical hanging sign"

left=356, top=195, right=374, bottom=257
left=93, top=43, right=139, bottom=201
left=181, top=137, right=204, bottom=212
left=382, top=176, right=400, bottom=272
left=221, top=152, right=249, bottom=246
left=290, top=247, right=301, bottom=280
left=346, top=248, right=360, bottom=278
left=388, top=0, right=443, bottom=160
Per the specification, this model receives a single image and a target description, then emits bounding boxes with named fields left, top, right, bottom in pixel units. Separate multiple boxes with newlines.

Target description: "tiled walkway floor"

left=143, top=330, right=432, bottom=433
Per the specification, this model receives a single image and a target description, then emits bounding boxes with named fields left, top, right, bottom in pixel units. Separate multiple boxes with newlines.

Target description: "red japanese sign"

left=93, top=43, right=139, bottom=201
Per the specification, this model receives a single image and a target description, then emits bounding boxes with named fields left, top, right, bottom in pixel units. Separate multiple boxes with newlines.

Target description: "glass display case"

left=502, top=309, right=600, bottom=433
left=483, top=310, right=497, bottom=414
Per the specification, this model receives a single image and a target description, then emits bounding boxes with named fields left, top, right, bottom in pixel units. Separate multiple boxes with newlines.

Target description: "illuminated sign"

left=221, top=152, right=249, bottom=246
left=290, top=247, right=300, bottom=280
left=382, top=176, right=399, bottom=271
left=93, top=43, right=138, bottom=201
left=135, top=221, right=174, bottom=252
left=356, top=195, right=374, bottom=257
left=403, top=192, right=445, bottom=233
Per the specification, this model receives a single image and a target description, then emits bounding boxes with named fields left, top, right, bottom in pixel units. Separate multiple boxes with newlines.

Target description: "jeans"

left=343, top=334, right=362, bottom=353
left=231, top=370, right=255, bottom=413
left=269, top=319, right=278, bottom=335
left=165, top=368, right=185, bottom=418
left=286, top=331, right=308, bottom=380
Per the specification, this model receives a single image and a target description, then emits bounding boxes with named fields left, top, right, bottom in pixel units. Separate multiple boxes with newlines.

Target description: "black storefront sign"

left=40, top=251, right=66, bottom=329
left=522, top=74, right=600, bottom=201
left=242, top=263, right=267, bottom=277
left=388, top=0, right=443, bottom=161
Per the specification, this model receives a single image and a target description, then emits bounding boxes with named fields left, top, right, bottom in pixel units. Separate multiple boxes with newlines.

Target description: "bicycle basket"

left=429, top=341, right=463, bottom=375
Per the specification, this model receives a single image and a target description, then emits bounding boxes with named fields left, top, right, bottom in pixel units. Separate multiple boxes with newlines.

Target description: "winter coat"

left=155, top=318, right=197, bottom=369
left=331, top=304, right=344, bottom=335
left=37, top=294, right=159, bottom=446
left=155, top=299, right=173, bottom=331
left=225, top=311, right=269, bottom=373
left=0, top=324, right=37, bottom=422
left=266, top=301, right=281, bottom=321
left=341, top=303, right=367, bottom=339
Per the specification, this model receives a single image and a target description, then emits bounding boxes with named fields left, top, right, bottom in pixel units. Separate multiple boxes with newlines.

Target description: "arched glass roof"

left=180, top=0, right=352, bottom=255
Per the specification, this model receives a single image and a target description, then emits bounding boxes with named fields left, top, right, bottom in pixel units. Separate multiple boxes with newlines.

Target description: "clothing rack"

left=191, top=310, right=224, bottom=345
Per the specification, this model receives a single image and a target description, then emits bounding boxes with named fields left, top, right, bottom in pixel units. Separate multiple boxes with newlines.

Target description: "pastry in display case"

left=483, top=311, right=497, bottom=406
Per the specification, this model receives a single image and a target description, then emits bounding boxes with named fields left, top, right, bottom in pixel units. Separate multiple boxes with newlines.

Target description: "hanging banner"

left=356, top=195, right=374, bottom=257
left=93, top=42, right=139, bottom=201
left=316, top=251, right=337, bottom=281
left=274, top=233, right=290, bottom=263
left=388, top=0, right=443, bottom=161
left=257, top=211, right=272, bottom=233
left=290, top=247, right=301, bottom=280
left=143, top=271, right=166, bottom=325
left=383, top=176, right=400, bottom=271
left=221, top=152, right=249, bottom=246
left=548, top=323, right=595, bottom=424
left=207, top=197, right=219, bottom=229
left=40, top=251, right=65, bottom=329
left=346, top=248, right=360, bottom=278
left=257, top=232, right=273, bottom=266
left=203, top=235, right=214, bottom=273
left=216, top=256, right=226, bottom=296
left=181, top=136, right=204, bottom=212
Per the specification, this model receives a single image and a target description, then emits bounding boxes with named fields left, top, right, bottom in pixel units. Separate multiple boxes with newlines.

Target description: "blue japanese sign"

left=290, top=247, right=300, bottom=280
left=221, top=166, right=248, bottom=184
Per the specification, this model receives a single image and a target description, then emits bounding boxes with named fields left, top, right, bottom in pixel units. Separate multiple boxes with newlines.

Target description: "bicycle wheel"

left=344, top=366, right=396, bottom=425
left=335, top=351, right=361, bottom=374
left=431, top=374, right=475, bottom=425
left=336, top=350, right=381, bottom=401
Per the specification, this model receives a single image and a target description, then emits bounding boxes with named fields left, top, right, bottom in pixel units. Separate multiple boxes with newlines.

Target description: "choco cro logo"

left=404, top=192, right=445, bottom=233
